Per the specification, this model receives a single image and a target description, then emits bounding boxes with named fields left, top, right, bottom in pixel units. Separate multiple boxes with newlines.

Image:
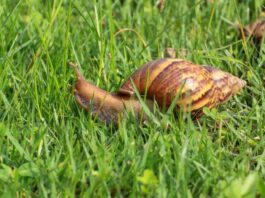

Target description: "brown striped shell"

left=118, top=58, right=246, bottom=116
left=241, top=18, right=265, bottom=44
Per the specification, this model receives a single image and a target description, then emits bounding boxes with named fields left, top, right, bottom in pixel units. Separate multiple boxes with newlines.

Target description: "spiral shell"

left=118, top=58, right=246, bottom=116
left=241, top=18, right=265, bottom=44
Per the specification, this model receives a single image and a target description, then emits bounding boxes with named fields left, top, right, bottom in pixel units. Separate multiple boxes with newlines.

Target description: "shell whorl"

left=119, top=59, right=246, bottom=114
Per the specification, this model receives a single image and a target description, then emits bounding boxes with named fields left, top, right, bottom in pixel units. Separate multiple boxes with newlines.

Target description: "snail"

left=70, top=58, right=246, bottom=124
left=240, top=18, right=265, bottom=45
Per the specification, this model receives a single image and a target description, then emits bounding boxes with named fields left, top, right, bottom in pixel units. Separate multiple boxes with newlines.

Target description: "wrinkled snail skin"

left=71, top=58, right=246, bottom=124
left=72, top=64, right=150, bottom=124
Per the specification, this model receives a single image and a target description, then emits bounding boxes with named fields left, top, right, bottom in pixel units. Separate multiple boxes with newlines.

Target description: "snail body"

left=71, top=59, right=246, bottom=124
left=72, top=64, right=150, bottom=124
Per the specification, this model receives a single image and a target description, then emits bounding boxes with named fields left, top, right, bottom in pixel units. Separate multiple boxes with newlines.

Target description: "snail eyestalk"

left=69, top=61, right=84, bottom=80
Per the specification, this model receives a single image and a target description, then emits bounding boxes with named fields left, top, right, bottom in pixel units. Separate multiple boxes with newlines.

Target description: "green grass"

left=0, top=0, right=265, bottom=197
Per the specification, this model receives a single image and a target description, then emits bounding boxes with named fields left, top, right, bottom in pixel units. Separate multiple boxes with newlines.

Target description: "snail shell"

left=118, top=58, right=246, bottom=116
left=240, top=18, right=265, bottom=44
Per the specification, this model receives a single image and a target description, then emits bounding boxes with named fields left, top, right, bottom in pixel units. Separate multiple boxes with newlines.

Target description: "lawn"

left=0, top=0, right=265, bottom=197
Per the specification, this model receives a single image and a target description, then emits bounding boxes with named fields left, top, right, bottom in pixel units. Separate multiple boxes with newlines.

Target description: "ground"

left=0, top=0, right=265, bottom=197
